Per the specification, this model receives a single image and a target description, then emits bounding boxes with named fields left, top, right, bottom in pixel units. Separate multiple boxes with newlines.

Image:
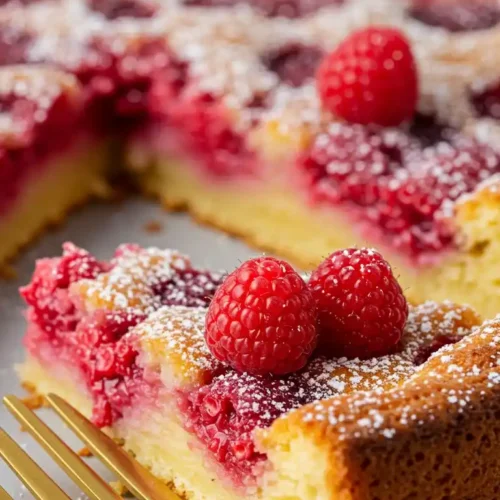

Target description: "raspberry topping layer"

left=0, top=69, right=90, bottom=214
left=317, top=27, right=418, bottom=126
left=180, top=371, right=308, bottom=484
left=21, top=245, right=483, bottom=488
left=300, top=121, right=500, bottom=260
left=147, top=89, right=258, bottom=178
left=21, top=244, right=222, bottom=427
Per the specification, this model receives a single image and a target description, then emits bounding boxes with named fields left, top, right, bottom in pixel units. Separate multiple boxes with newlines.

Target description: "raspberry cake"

left=17, top=243, right=500, bottom=499
left=1, top=0, right=500, bottom=318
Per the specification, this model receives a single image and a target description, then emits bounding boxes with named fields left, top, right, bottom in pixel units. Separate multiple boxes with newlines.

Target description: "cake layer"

left=134, top=155, right=500, bottom=318
left=0, top=140, right=112, bottom=266
left=18, top=356, right=239, bottom=500
left=18, top=241, right=500, bottom=499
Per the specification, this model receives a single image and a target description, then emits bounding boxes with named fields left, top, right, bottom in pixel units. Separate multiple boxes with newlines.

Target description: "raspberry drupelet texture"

left=309, top=247, right=409, bottom=359
left=316, top=26, right=418, bottom=126
left=300, top=122, right=500, bottom=258
left=205, top=256, right=318, bottom=375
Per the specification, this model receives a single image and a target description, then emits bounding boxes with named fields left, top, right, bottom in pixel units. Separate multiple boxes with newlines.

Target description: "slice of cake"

left=0, top=67, right=113, bottom=264
left=1, top=0, right=500, bottom=319
left=17, top=243, right=500, bottom=499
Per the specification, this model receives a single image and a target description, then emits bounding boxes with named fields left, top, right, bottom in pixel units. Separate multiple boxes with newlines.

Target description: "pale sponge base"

left=18, top=356, right=334, bottom=500
left=18, top=358, right=247, bottom=500
left=136, top=157, right=500, bottom=318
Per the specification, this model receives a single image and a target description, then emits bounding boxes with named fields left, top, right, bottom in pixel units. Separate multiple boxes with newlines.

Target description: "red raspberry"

left=309, top=248, right=408, bottom=359
left=317, top=27, right=418, bottom=126
left=205, top=257, right=317, bottom=375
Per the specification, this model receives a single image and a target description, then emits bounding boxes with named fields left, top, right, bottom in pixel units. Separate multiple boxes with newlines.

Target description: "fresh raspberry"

left=308, top=248, right=408, bottom=359
left=317, top=27, right=418, bottom=126
left=205, top=257, right=317, bottom=375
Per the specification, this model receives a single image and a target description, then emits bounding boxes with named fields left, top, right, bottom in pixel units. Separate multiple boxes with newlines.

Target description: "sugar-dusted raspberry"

left=205, top=256, right=317, bottom=375
left=263, top=43, right=324, bottom=87
left=74, top=309, right=146, bottom=427
left=374, top=140, right=500, bottom=252
left=309, top=248, right=408, bottom=359
left=75, top=309, right=146, bottom=350
left=317, top=27, right=418, bottom=126
left=180, top=370, right=308, bottom=484
left=409, top=0, right=500, bottom=32
left=154, top=268, right=225, bottom=308
left=300, top=123, right=420, bottom=207
left=300, top=122, right=500, bottom=258
left=20, top=243, right=107, bottom=335
left=0, top=25, right=32, bottom=66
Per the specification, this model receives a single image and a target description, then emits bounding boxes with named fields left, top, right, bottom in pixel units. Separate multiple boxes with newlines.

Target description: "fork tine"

left=47, top=393, right=181, bottom=500
left=3, top=396, right=119, bottom=500
left=0, top=428, right=69, bottom=500
left=0, top=485, right=12, bottom=500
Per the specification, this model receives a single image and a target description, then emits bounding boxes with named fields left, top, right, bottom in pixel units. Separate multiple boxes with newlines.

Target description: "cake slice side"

left=17, top=243, right=499, bottom=500
left=260, top=317, right=500, bottom=500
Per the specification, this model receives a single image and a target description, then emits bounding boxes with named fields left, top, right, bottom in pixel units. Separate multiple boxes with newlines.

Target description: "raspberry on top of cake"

left=19, top=242, right=500, bottom=498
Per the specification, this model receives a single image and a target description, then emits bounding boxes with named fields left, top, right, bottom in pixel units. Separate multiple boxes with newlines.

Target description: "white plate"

left=0, top=197, right=259, bottom=499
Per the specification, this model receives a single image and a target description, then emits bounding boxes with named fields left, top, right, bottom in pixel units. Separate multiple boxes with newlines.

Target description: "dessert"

left=0, top=0, right=500, bottom=317
left=18, top=243, right=500, bottom=499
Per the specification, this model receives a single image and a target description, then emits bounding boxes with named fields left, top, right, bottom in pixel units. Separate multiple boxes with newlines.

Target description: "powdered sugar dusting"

left=72, top=246, right=190, bottom=313
left=0, top=65, right=78, bottom=145
left=131, top=305, right=222, bottom=384
left=291, top=314, right=500, bottom=443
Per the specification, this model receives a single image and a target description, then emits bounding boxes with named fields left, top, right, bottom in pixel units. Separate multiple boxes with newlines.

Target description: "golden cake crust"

left=260, top=316, right=500, bottom=500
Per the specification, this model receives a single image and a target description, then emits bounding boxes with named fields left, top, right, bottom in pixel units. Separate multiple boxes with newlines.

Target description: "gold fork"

left=0, top=394, right=180, bottom=500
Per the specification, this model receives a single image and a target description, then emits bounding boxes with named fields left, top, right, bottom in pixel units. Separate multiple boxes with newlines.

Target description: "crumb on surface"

left=21, top=393, right=45, bottom=410
left=144, top=220, right=163, bottom=233
left=22, top=381, right=37, bottom=394
left=78, top=446, right=92, bottom=457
